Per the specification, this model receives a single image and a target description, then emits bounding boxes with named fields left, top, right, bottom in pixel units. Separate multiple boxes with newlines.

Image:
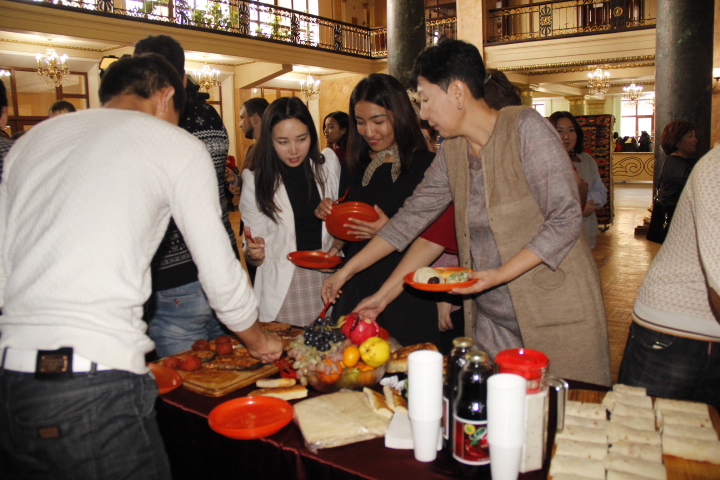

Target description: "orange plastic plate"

left=326, top=201, right=379, bottom=241
left=148, top=363, right=183, bottom=395
left=288, top=251, right=342, bottom=269
left=403, top=267, right=478, bottom=292
left=208, top=396, right=294, bottom=440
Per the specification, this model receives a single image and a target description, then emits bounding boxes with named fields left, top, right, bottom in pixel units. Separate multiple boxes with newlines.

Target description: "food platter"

left=326, top=201, right=379, bottom=241
left=403, top=267, right=478, bottom=292
left=148, top=362, right=183, bottom=395
left=288, top=251, right=342, bottom=269
left=208, top=396, right=294, bottom=439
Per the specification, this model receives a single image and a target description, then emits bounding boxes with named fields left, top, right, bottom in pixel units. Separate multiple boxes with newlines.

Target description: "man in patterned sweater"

left=134, top=35, right=241, bottom=357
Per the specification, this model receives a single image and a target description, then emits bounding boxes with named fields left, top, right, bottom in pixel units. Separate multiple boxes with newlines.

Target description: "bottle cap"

left=467, top=350, right=489, bottom=363
left=452, top=336, right=474, bottom=348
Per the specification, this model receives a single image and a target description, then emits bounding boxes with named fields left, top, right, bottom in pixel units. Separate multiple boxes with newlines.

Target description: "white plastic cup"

left=487, top=373, right=526, bottom=448
left=489, top=445, right=523, bottom=480
left=407, top=350, right=444, bottom=421
left=410, top=418, right=441, bottom=462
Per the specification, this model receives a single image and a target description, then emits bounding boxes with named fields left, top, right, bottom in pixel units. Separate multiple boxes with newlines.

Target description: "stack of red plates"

left=325, top=202, right=379, bottom=241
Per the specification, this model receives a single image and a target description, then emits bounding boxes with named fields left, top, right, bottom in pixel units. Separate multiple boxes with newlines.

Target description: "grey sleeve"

left=518, top=109, right=583, bottom=269
left=378, top=150, right=453, bottom=252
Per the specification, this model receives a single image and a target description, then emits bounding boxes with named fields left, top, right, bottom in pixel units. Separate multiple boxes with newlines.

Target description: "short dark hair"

left=133, top=35, right=185, bottom=74
left=347, top=73, right=427, bottom=176
left=323, top=111, right=350, bottom=150
left=484, top=69, right=522, bottom=110
left=252, top=96, right=325, bottom=222
left=548, top=111, right=584, bottom=154
left=243, top=97, right=270, bottom=118
left=660, top=120, right=696, bottom=155
left=99, top=54, right=186, bottom=113
left=0, top=78, right=7, bottom=110
left=49, top=100, right=76, bottom=114
left=411, top=39, right=486, bottom=100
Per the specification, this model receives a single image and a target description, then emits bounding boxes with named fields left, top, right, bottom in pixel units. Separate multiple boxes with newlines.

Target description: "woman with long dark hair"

left=549, top=111, right=607, bottom=249
left=240, top=96, right=340, bottom=326
left=324, top=73, right=440, bottom=347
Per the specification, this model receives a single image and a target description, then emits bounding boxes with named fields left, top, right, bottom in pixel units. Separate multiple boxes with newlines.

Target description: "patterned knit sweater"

left=150, top=83, right=239, bottom=291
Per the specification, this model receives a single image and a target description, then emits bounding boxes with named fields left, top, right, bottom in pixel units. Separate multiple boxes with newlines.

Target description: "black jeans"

left=618, top=322, right=720, bottom=413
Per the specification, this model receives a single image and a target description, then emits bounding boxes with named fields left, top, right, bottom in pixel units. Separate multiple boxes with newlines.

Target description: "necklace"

left=362, top=145, right=400, bottom=187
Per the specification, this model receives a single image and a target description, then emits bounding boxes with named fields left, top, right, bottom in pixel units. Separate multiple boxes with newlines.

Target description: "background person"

left=618, top=147, right=720, bottom=413
left=0, top=54, right=281, bottom=479
left=0, top=79, right=12, bottom=176
left=47, top=100, right=76, bottom=118
left=240, top=97, right=340, bottom=326
left=133, top=35, right=240, bottom=358
left=646, top=120, right=698, bottom=244
left=324, top=39, right=610, bottom=386
left=549, top=111, right=607, bottom=249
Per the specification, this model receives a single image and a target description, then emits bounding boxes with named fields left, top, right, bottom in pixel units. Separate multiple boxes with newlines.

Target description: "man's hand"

left=236, top=323, right=283, bottom=363
left=344, top=205, right=389, bottom=240
left=315, top=198, right=333, bottom=220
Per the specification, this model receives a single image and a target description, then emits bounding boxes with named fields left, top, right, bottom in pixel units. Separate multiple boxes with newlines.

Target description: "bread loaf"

left=248, top=385, right=308, bottom=400
left=383, top=385, right=408, bottom=415
left=387, top=343, right=439, bottom=373
left=363, top=387, right=393, bottom=419
left=256, top=378, right=297, bottom=388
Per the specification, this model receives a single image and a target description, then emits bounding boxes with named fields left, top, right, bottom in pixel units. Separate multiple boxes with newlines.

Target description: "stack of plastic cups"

left=487, top=373, right=527, bottom=480
left=407, top=350, right=444, bottom=462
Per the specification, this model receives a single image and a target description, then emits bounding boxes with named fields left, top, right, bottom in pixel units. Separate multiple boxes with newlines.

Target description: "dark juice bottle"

left=443, top=336, right=474, bottom=451
left=453, top=350, right=492, bottom=478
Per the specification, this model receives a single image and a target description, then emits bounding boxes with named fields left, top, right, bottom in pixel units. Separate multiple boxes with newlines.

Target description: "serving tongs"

left=331, top=188, right=349, bottom=206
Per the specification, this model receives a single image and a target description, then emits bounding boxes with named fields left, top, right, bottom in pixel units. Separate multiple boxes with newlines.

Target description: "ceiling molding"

left=498, top=55, right=655, bottom=74
left=0, top=37, right=122, bottom=52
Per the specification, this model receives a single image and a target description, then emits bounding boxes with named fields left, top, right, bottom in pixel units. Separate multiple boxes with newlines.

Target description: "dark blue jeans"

left=0, top=369, right=171, bottom=480
left=618, top=321, right=720, bottom=413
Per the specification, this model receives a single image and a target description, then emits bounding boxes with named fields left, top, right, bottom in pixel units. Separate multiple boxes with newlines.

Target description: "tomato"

left=162, top=356, right=180, bottom=370
left=342, top=345, right=360, bottom=368
left=192, top=339, right=211, bottom=351
left=179, top=355, right=202, bottom=372
left=216, top=342, right=233, bottom=356
left=215, top=335, right=232, bottom=345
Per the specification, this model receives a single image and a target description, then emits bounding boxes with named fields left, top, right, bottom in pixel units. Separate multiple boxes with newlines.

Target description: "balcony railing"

left=486, top=0, right=656, bottom=44
left=21, top=0, right=456, bottom=59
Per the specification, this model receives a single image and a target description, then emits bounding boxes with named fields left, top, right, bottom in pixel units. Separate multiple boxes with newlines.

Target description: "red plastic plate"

left=403, top=267, right=478, bottom=292
left=208, top=396, right=294, bottom=439
left=326, top=201, right=379, bottom=241
left=288, top=251, right=342, bottom=269
left=148, top=363, right=183, bottom=395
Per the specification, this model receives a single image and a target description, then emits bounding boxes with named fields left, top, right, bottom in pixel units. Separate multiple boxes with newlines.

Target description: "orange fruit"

left=342, top=345, right=361, bottom=368
left=319, top=358, right=342, bottom=384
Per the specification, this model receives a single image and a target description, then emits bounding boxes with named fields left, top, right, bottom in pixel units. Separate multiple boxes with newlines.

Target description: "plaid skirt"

left=275, top=266, right=330, bottom=327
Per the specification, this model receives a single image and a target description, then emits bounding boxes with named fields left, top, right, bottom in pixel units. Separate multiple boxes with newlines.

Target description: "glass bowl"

left=305, top=361, right=389, bottom=393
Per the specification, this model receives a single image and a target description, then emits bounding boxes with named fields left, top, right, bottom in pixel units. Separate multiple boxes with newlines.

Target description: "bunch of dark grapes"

left=303, top=316, right=346, bottom=352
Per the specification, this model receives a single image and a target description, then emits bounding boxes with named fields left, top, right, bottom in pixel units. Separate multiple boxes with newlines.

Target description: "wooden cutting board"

left=178, top=364, right=279, bottom=397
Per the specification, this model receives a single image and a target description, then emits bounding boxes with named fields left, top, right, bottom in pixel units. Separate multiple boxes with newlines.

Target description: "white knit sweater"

left=0, top=109, right=258, bottom=374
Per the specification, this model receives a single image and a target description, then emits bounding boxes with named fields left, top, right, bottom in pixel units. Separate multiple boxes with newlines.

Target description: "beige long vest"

left=444, top=106, right=611, bottom=386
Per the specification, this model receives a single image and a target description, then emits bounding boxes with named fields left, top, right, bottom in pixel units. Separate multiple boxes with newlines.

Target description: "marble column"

left=655, top=0, right=714, bottom=161
left=387, top=0, right=426, bottom=88
left=585, top=99, right=607, bottom=115
left=565, top=96, right=586, bottom=116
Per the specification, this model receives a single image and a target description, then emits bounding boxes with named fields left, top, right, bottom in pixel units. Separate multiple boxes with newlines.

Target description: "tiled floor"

left=231, top=182, right=659, bottom=383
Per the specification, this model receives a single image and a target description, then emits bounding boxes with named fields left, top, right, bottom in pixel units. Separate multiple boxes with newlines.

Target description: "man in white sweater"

left=0, top=54, right=282, bottom=478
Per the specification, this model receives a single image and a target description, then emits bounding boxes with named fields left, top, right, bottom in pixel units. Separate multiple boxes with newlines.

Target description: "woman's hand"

left=583, top=200, right=599, bottom=217
left=437, top=301, right=453, bottom=332
left=245, top=236, right=266, bottom=265
left=354, top=292, right=390, bottom=322
left=321, top=269, right=350, bottom=304
left=315, top=198, right=333, bottom=220
left=344, top=205, right=389, bottom=240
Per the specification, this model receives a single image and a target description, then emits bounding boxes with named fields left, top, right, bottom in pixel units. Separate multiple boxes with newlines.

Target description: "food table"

left=155, top=379, right=607, bottom=480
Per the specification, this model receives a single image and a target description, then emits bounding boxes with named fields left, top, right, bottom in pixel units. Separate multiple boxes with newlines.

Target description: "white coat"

left=240, top=149, right=341, bottom=322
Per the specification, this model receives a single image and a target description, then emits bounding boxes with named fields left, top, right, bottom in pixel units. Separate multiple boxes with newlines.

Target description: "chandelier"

left=193, top=64, right=220, bottom=91
left=587, top=68, right=611, bottom=96
left=643, top=91, right=655, bottom=107
left=623, top=81, right=644, bottom=104
left=0, top=69, right=10, bottom=77
left=299, top=74, right=320, bottom=101
left=36, top=48, right=69, bottom=87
